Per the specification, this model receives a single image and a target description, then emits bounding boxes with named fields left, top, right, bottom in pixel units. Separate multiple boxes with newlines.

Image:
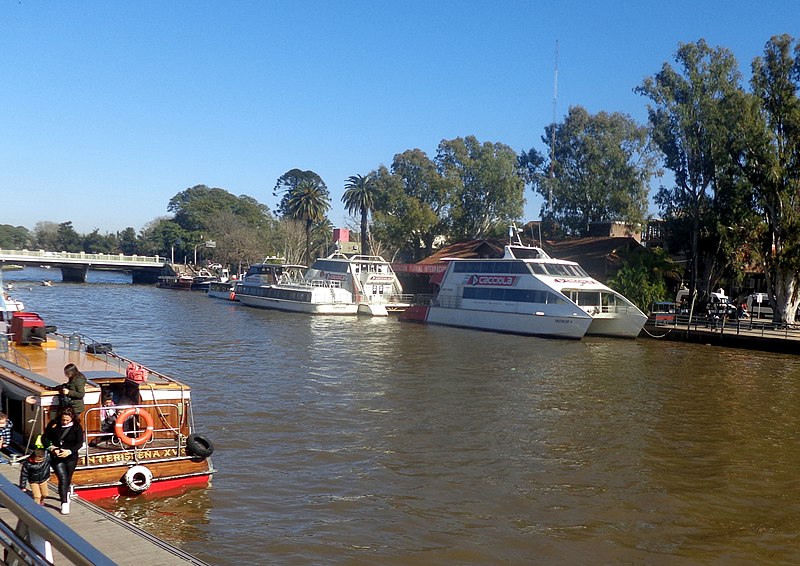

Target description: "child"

left=90, top=394, right=117, bottom=447
left=0, top=412, right=13, bottom=464
left=19, top=449, right=51, bottom=505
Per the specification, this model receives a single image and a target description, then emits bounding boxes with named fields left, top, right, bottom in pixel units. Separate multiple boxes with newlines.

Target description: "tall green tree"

left=437, top=136, right=525, bottom=239
left=524, top=106, right=657, bottom=237
left=284, top=179, right=331, bottom=263
left=273, top=169, right=329, bottom=218
left=371, top=149, right=452, bottom=260
left=342, top=174, right=378, bottom=256
left=0, top=225, right=30, bottom=249
left=730, top=34, right=800, bottom=323
left=636, top=40, right=742, bottom=301
left=56, top=222, right=82, bottom=252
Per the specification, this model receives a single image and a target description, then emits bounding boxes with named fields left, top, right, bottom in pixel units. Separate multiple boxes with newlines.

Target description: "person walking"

left=43, top=406, right=83, bottom=514
left=19, top=448, right=51, bottom=505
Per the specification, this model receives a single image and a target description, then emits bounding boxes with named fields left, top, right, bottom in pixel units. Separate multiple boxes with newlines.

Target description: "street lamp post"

left=194, top=240, right=217, bottom=266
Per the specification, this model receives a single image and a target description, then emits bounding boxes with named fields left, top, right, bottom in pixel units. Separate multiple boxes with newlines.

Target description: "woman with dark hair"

left=60, top=363, right=86, bottom=416
left=43, top=406, right=83, bottom=514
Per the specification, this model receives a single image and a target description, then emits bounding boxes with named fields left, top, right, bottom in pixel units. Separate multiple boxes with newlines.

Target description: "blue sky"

left=1, top=1, right=796, bottom=235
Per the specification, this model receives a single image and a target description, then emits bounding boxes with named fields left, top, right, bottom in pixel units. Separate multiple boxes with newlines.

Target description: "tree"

left=525, top=106, right=657, bottom=237
left=168, top=185, right=271, bottom=235
left=342, top=174, right=377, bottom=256
left=0, top=224, right=30, bottom=249
left=606, top=247, right=681, bottom=311
left=56, top=222, right=82, bottom=252
left=117, top=227, right=139, bottom=255
left=729, top=34, right=800, bottom=324
left=437, top=136, right=525, bottom=239
left=273, top=169, right=329, bottom=218
left=636, top=40, right=743, bottom=302
left=371, top=153, right=449, bottom=261
left=284, top=179, right=331, bottom=263
left=31, top=221, right=60, bottom=251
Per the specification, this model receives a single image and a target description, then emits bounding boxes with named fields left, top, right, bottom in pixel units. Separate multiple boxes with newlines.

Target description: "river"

left=4, top=268, right=800, bottom=565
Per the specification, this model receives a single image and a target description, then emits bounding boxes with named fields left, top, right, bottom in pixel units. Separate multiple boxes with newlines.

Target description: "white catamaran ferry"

left=236, top=253, right=411, bottom=316
left=401, top=239, right=647, bottom=339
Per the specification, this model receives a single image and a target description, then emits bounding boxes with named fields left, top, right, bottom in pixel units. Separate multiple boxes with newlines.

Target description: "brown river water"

left=4, top=268, right=800, bottom=565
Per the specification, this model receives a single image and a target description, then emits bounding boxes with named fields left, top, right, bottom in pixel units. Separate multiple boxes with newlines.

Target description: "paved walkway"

left=0, top=460, right=206, bottom=565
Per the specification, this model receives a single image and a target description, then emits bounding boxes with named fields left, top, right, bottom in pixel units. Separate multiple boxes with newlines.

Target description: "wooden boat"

left=0, top=311, right=215, bottom=500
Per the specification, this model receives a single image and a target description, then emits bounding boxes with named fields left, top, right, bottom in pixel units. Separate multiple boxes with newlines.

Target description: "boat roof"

left=0, top=330, right=190, bottom=394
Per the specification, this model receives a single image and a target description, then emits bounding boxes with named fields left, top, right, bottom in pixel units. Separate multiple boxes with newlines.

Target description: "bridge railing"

left=0, top=249, right=163, bottom=264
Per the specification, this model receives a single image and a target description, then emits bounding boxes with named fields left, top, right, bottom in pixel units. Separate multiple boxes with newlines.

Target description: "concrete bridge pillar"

left=60, top=265, right=88, bottom=283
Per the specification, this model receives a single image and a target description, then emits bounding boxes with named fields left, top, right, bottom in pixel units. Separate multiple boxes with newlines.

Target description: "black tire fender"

left=186, top=433, right=214, bottom=458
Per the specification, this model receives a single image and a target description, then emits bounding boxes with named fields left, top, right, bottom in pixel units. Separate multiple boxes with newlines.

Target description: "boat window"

left=462, top=287, right=566, bottom=305
left=311, top=259, right=349, bottom=273
left=576, top=291, right=601, bottom=306
left=507, top=246, right=543, bottom=259
left=529, top=263, right=547, bottom=275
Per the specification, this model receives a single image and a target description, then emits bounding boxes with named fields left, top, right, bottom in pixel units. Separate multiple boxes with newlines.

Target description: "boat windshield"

left=529, top=262, right=588, bottom=277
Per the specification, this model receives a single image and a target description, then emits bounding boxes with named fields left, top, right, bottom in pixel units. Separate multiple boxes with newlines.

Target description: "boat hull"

left=237, top=294, right=358, bottom=315
left=585, top=311, right=648, bottom=338
left=404, top=305, right=591, bottom=339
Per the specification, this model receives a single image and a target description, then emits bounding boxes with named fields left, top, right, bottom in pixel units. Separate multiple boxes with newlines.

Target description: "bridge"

left=0, top=249, right=171, bottom=284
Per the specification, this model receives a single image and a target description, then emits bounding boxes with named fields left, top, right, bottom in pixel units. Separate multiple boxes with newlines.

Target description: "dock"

left=641, top=316, right=800, bottom=354
left=0, top=461, right=206, bottom=565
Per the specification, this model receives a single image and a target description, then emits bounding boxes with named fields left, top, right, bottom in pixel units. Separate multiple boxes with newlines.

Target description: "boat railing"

left=0, top=474, right=115, bottom=565
left=413, top=294, right=437, bottom=306
left=361, top=293, right=414, bottom=305
left=81, top=402, right=186, bottom=464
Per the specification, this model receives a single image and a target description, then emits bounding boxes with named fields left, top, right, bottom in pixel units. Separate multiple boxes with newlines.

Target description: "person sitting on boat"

left=90, top=393, right=118, bottom=447
left=44, top=406, right=83, bottom=515
left=59, top=363, right=86, bottom=417
left=0, top=412, right=13, bottom=464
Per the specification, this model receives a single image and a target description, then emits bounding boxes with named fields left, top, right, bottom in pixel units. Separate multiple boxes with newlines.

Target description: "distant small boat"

left=156, top=274, right=193, bottom=290
left=41, top=280, right=52, bottom=287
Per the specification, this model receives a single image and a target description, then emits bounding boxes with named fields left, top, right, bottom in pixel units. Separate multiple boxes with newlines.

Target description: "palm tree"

left=342, top=174, right=377, bottom=256
left=285, top=179, right=331, bottom=263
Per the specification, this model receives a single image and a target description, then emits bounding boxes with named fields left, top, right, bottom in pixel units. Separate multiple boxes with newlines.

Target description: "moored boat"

left=235, top=253, right=411, bottom=316
left=0, top=311, right=215, bottom=500
left=401, top=236, right=646, bottom=339
left=207, top=280, right=238, bottom=301
left=156, top=274, right=194, bottom=289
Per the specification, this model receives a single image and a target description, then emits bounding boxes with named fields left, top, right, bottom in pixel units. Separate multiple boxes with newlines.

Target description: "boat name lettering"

left=467, top=274, right=516, bottom=286
left=87, top=448, right=180, bottom=465
left=554, top=319, right=573, bottom=324
left=324, top=273, right=345, bottom=281
left=367, top=276, right=395, bottom=282
left=553, top=278, right=596, bottom=286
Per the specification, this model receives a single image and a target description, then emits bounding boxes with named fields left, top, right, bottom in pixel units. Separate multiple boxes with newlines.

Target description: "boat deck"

left=0, top=461, right=207, bottom=565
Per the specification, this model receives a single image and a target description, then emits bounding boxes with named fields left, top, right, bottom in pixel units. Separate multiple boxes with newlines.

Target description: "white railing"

left=0, top=249, right=163, bottom=264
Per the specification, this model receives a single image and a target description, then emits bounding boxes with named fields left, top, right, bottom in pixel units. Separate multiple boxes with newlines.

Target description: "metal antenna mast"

left=548, top=40, right=559, bottom=206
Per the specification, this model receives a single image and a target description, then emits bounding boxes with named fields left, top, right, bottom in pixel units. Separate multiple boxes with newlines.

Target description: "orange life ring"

left=229, top=291, right=236, bottom=300
left=114, top=407, right=154, bottom=447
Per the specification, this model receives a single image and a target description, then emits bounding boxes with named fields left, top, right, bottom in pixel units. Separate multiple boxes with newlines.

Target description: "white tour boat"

left=235, top=253, right=411, bottom=316
left=401, top=240, right=647, bottom=339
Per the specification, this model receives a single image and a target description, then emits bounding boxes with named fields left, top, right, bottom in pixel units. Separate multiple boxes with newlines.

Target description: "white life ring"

left=123, top=465, right=153, bottom=493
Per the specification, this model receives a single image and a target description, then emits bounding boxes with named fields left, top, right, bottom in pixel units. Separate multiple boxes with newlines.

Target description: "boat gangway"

left=0, top=463, right=207, bottom=565
left=0, top=249, right=169, bottom=283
